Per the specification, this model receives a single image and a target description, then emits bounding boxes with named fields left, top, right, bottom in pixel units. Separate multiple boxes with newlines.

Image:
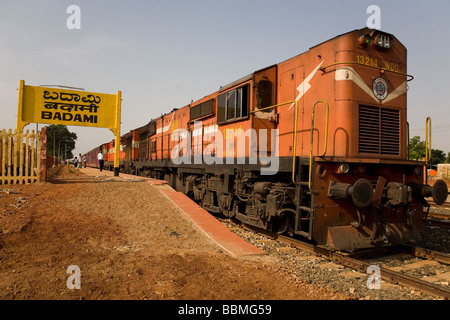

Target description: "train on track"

left=85, top=28, right=448, bottom=251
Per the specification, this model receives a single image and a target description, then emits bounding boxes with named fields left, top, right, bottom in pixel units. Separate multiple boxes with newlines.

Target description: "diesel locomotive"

left=86, top=28, right=448, bottom=250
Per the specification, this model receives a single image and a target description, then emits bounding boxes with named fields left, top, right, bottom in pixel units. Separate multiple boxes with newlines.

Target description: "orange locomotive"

left=86, top=28, right=448, bottom=250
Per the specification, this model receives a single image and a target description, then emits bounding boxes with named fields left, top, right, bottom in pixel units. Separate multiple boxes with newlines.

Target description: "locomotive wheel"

left=219, top=193, right=235, bottom=218
left=221, top=205, right=235, bottom=218
left=272, top=215, right=289, bottom=235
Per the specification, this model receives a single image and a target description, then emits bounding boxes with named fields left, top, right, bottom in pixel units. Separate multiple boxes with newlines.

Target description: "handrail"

left=250, top=100, right=299, bottom=184
left=406, top=121, right=410, bottom=159
left=309, top=100, right=329, bottom=191
left=425, top=116, right=432, bottom=185
left=426, top=116, right=431, bottom=164
left=319, top=61, right=414, bottom=82
left=292, top=100, right=299, bottom=184
left=249, top=101, right=296, bottom=114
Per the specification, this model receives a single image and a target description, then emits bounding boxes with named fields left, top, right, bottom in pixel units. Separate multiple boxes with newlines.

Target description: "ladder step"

left=299, top=206, right=314, bottom=213
left=295, top=230, right=310, bottom=238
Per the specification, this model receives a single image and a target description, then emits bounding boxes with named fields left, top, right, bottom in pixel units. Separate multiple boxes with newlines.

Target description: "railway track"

left=220, top=218, right=450, bottom=300
left=291, top=239, right=450, bottom=299
left=426, top=198, right=450, bottom=228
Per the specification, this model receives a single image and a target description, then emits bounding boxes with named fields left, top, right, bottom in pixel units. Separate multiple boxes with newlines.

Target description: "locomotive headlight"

left=374, top=34, right=392, bottom=50
left=358, top=34, right=372, bottom=47
left=338, top=163, right=350, bottom=174
left=414, top=166, right=422, bottom=177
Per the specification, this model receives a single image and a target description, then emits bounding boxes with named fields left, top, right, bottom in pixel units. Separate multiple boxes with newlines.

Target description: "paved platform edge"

left=160, top=188, right=265, bottom=257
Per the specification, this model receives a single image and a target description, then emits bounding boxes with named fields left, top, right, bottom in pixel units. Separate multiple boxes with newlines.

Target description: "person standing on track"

left=97, top=150, right=104, bottom=172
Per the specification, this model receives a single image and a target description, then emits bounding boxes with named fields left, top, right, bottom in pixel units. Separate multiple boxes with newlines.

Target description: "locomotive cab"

left=243, top=28, right=449, bottom=250
left=291, top=29, right=448, bottom=250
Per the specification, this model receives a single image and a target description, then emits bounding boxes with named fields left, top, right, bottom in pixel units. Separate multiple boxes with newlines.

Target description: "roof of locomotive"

left=137, top=28, right=404, bottom=135
left=291, top=27, right=399, bottom=59
left=308, top=27, right=389, bottom=50
left=217, top=28, right=400, bottom=93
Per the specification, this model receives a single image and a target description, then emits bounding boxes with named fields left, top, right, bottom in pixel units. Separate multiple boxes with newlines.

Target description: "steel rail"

left=329, top=251, right=450, bottom=299
left=276, top=235, right=450, bottom=299
left=225, top=219, right=450, bottom=299
left=402, top=245, right=450, bottom=266
left=424, top=217, right=450, bottom=229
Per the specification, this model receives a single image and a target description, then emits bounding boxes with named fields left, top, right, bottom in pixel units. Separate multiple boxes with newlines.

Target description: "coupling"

left=327, top=178, right=374, bottom=208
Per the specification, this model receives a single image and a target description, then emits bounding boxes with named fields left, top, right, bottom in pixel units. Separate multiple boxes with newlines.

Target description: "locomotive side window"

left=190, top=99, right=214, bottom=121
left=237, top=85, right=248, bottom=118
left=227, top=91, right=236, bottom=119
left=217, top=94, right=226, bottom=123
left=217, top=84, right=249, bottom=124
left=257, top=80, right=274, bottom=111
left=149, top=121, right=156, bottom=136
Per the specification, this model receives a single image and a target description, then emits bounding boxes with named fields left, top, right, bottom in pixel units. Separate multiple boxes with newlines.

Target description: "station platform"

left=78, top=166, right=168, bottom=185
left=75, top=166, right=265, bottom=257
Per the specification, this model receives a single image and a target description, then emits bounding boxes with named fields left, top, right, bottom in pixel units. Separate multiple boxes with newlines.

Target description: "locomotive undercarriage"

left=191, top=172, right=299, bottom=235
left=134, top=157, right=448, bottom=250
left=135, top=158, right=310, bottom=236
left=314, top=158, right=448, bottom=250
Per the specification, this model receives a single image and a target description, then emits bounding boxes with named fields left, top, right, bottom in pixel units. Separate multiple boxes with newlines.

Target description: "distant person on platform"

left=77, top=154, right=82, bottom=169
left=83, top=154, right=87, bottom=168
left=97, top=150, right=104, bottom=172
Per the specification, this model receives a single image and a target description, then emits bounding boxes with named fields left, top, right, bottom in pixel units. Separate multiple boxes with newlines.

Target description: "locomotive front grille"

left=358, top=105, right=400, bottom=155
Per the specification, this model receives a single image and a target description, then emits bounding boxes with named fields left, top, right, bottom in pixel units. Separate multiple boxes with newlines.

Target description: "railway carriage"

left=86, top=28, right=448, bottom=250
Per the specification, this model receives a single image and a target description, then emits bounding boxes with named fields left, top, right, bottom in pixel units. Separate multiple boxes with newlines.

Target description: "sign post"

left=112, top=91, right=122, bottom=176
left=16, top=80, right=122, bottom=176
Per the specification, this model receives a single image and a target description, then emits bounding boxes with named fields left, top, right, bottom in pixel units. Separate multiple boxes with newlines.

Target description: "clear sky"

left=1, top=0, right=449, bottom=156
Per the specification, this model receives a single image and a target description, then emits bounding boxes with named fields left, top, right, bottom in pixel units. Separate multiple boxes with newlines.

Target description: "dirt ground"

left=0, top=165, right=346, bottom=300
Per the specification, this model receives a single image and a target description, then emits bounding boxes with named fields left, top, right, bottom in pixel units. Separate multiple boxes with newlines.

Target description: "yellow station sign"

left=17, top=81, right=120, bottom=129
left=16, top=80, right=122, bottom=175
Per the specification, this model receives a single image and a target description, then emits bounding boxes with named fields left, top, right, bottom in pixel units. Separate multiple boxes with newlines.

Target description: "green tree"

left=408, top=136, right=425, bottom=161
left=46, top=125, right=77, bottom=160
left=408, top=136, right=446, bottom=164
left=430, top=149, right=446, bottom=165
left=445, top=152, right=450, bottom=164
